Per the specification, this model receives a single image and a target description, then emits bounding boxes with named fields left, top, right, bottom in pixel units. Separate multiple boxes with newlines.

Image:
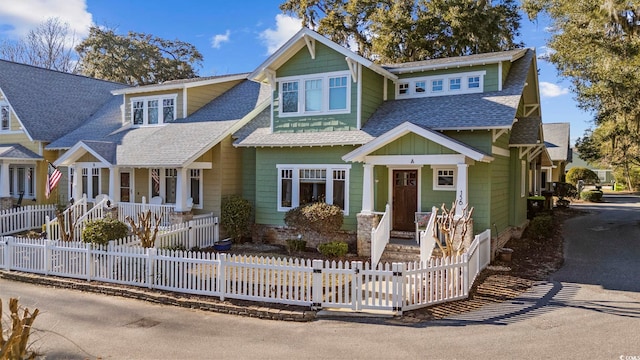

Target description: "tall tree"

left=75, top=26, right=203, bottom=85
left=523, top=0, right=640, bottom=190
left=0, top=17, right=78, bottom=72
left=280, top=0, right=522, bottom=63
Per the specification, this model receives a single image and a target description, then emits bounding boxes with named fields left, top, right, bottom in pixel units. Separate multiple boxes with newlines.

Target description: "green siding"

left=241, top=147, right=257, bottom=206
left=445, top=131, right=493, bottom=154
left=374, top=166, right=389, bottom=211
left=396, top=64, right=500, bottom=92
left=502, top=61, right=511, bottom=85
left=372, top=133, right=457, bottom=156
left=254, top=146, right=361, bottom=231
left=278, top=43, right=349, bottom=77
left=490, top=153, right=510, bottom=234
left=509, top=148, right=528, bottom=227
left=360, top=67, right=385, bottom=127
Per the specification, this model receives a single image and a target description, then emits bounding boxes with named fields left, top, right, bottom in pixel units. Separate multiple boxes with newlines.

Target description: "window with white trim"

left=189, top=169, right=202, bottom=208
left=8, top=165, right=35, bottom=198
left=433, top=167, right=456, bottom=191
left=81, top=168, right=101, bottom=199
left=1, top=104, right=10, bottom=131
left=277, top=164, right=350, bottom=213
left=131, top=95, right=176, bottom=126
left=397, top=70, right=486, bottom=98
left=278, top=71, right=351, bottom=116
left=150, top=168, right=178, bottom=203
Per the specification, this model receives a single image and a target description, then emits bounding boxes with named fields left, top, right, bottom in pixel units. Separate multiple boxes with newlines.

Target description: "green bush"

left=285, top=238, right=307, bottom=253
left=318, top=241, right=349, bottom=258
left=526, top=213, right=553, bottom=240
left=82, top=217, right=129, bottom=245
left=284, top=203, right=343, bottom=234
left=221, top=195, right=253, bottom=242
left=566, top=167, right=599, bottom=186
left=580, top=190, right=603, bottom=202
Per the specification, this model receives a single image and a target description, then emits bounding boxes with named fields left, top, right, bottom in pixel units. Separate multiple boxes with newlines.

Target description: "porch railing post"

left=392, top=262, right=405, bottom=315
left=147, top=247, right=157, bottom=289
left=188, top=220, right=195, bottom=249
left=218, top=253, right=226, bottom=301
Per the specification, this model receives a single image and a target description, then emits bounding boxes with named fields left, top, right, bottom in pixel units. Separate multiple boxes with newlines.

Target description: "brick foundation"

left=356, top=212, right=380, bottom=257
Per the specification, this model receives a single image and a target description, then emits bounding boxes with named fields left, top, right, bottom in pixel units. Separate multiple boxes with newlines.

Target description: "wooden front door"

left=120, top=171, right=131, bottom=202
left=392, top=170, right=418, bottom=231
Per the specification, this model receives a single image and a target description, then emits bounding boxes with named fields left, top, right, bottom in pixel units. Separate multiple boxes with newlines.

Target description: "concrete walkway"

left=1, top=195, right=639, bottom=359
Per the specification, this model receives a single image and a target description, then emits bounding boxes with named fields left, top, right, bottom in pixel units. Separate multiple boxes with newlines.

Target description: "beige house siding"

left=0, top=132, right=39, bottom=153
left=134, top=168, right=149, bottom=203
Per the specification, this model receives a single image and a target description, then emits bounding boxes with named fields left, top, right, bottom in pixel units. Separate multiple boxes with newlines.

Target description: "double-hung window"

left=131, top=95, right=177, bottom=126
left=277, top=164, right=350, bottom=214
left=189, top=169, right=202, bottom=208
left=433, top=167, right=456, bottom=191
left=81, top=168, right=101, bottom=199
left=278, top=71, right=351, bottom=116
left=1, top=104, right=10, bottom=131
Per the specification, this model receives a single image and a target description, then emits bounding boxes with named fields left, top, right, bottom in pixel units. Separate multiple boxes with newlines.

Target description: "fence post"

left=217, top=253, right=226, bottom=301
left=45, top=215, right=50, bottom=240
left=2, top=237, right=10, bottom=270
left=463, top=253, right=470, bottom=296
left=85, top=242, right=92, bottom=281
left=188, top=220, right=195, bottom=249
left=352, top=261, right=363, bottom=312
left=214, top=217, right=219, bottom=243
left=147, top=247, right=157, bottom=289
left=311, top=259, right=323, bottom=310
left=392, top=262, right=405, bottom=315
left=44, top=240, right=52, bottom=276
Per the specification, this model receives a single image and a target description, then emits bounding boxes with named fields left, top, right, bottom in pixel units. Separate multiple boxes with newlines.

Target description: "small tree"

left=0, top=298, right=39, bottom=359
left=566, top=167, right=600, bottom=186
left=221, top=195, right=253, bottom=242
left=82, top=217, right=129, bottom=245
left=126, top=210, right=162, bottom=248
left=432, top=203, right=474, bottom=257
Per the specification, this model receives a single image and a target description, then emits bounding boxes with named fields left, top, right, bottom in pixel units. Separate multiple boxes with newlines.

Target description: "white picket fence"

left=0, top=229, right=491, bottom=313
left=119, top=214, right=220, bottom=249
left=117, top=198, right=175, bottom=226
left=0, top=205, right=58, bottom=236
left=370, top=204, right=391, bottom=267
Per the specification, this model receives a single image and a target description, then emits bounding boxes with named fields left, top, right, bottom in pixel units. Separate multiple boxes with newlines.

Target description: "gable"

left=278, top=42, right=349, bottom=77
left=371, top=132, right=457, bottom=156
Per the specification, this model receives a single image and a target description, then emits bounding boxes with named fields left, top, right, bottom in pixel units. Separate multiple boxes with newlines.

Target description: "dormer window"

left=396, top=70, right=486, bottom=99
left=278, top=71, right=351, bottom=117
left=131, top=95, right=176, bottom=126
left=1, top=105, right=9, bottom=131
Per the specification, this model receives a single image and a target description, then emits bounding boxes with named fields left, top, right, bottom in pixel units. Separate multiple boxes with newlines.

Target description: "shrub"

left=566, top=167, right=599, bottom=186
left=580, top=190, right=603, bottom=202
left=221, top=195, right=253, bottom=242
left=284, top=203, right=343, bottom=234
left=318, top=241, right=349, bottom=257
left=285, top=238, right=307, bottom=254
left=82, top=217, right=129, bottom=245
left=553, top=182, right=578, bottom=200
left=526, top=213, right=553, bottom=240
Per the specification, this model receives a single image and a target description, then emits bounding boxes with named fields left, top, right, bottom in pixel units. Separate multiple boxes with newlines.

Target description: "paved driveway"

left=1, top=195, right=640, bottom=359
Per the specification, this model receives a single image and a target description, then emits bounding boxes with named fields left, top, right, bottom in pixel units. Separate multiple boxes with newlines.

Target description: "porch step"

left=390, top=230, right=415, bottom=240
left=379, top=240, right=420, bottom=264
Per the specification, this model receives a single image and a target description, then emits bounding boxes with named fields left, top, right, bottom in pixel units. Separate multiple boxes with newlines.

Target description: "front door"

left=120, top=171, right=131, bottom=202
left=392, top=170, right=418, bottom=231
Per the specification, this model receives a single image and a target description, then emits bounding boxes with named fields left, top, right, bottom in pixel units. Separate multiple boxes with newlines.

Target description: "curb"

left=0, top=270, right=316, bottom=322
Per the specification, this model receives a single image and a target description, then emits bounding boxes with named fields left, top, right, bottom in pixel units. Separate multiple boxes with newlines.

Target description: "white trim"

left=186, top=162, right=213, bottom=170
left=498, top=61, right=503, bottom=91
left=388, top=49, right=527, bottom=74
left=356, top=63, right=362, bottom=130
left=6, top=164, right=36, bottom=199
left=431, top=166, right=456, bottom=191
left=182, top=88, right=188, bottom=118
left=365, top=154, right=469, bottom=166
left=277, top=71, right=352, bottom=117
left=304, top=35, right=316, bottom=59
left=0, top=88, right=33, bottom=142
left=54, top=141, right=112, bottom=167
left=492, top=128, right=508, bottom=142
left=276, top=164, right=351, bottom=215
left=492, top=145, right=510, bottom=157
left=342, top=122, right=493, bottom=163
left=111, top=73, right=249, bottom=95
left=396, top=71, right=486, bottom=99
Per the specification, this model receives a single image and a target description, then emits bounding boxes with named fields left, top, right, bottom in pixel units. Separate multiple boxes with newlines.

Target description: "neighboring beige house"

left=542, top=123, right=572, bottom=186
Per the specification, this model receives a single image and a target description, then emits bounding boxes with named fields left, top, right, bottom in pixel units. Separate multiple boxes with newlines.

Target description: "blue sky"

left=0, top=0, right=592, bottom=144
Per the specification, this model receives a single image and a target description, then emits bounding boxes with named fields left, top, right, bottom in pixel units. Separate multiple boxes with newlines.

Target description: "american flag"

left=151, top=169, right=160, bottom=194
left=45, top=162, right=62, bottom=199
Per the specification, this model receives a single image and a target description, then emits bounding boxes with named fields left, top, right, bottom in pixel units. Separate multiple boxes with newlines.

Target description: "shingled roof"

left=542, top=123, right=571, bottom=162
left=0, top=144, right=41, bottom=160
left=0, top=60, right=128, bottom=142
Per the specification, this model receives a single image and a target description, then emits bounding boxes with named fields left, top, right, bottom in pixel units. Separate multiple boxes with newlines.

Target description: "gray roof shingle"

left=0, top=60, right=128, bottom=142
left=0, top=143, right=42, bottom=159
left=542, top=123, right=571, bottom=161
left=383, top=48, right=527, bottom=72
left=510, top=116, right=542, bottom=145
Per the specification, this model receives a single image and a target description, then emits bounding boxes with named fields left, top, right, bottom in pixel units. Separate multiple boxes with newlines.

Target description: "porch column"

left=0, top=162, right=10, bottom=197
left=109, top=166, right=120, bottom=202
left=361, top=163, right=374, bottom=214
left=455, top=163, right=469, bottom=217
left=71, top=165, right=82, bottom=202
left=175, top=167, right=188, bottom=212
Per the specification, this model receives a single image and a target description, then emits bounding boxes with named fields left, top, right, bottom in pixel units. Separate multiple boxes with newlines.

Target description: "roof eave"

left=111, top=73, right=249, bottom=95
left=387, top=49, right=528, bottom=75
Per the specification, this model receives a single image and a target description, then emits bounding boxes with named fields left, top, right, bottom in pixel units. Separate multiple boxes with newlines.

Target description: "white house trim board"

left=524, top=104, right=539, bottom=117
left=356, top=63, right=362, bottom=130
left=111, top=73, right=248, bottom=95
left=492, top=128, right=508, bottom=142
left=304, top=35, right=316, bottom=59
left=0, top=87, right=33, bottom=142
left=54, top=141, right=112, bottom=167
left=342, top=122, right=494, bottom=163
left=492, top=146, right=510, bottom=157
left=365, top=154, right=472, bottom=166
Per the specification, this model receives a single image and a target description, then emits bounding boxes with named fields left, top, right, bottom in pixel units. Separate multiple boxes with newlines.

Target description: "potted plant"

left=213, top=238, right=233, bottom=251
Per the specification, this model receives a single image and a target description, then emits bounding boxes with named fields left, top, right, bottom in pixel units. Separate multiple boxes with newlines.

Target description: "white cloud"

left=259, top=14, right=301, bottom=55
left=540, top=82, right=570, bottom=98
left=0, top=0, right=92, bottom=39
left=538, top=46, right=555, bottom=59
left=211, top=30, right=231, bottom=49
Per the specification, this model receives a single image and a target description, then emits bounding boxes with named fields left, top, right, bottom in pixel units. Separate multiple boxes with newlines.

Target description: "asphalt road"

left=1, top=195, right=640, bottom=359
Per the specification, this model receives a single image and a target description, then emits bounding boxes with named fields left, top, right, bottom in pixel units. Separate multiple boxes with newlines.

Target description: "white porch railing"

left=117, top=197, right=175, bottom=226
left=0, top=229, right=492, bottom=313
left=418, top=207, right=438, bottom=264
left=46, top=195, right=88, bottom=241
left=370, top=204, right=390, bottom=267
left=0, top=205, right=57, bottom=236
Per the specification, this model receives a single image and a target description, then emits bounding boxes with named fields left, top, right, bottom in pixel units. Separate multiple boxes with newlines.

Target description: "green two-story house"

left=234, top=28, right=551, bottom=255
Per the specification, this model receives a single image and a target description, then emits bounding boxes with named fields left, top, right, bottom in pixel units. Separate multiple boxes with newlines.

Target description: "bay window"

left=131, top=95, right=177, bottom=126
left=278, top=71, right=351, bottom=116
left=277, top=164, right=350, bottom=214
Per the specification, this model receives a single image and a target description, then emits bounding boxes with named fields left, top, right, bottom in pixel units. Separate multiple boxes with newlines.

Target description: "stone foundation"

left=0, top=197, right=13, bottom=211
left=251, top=224, right=356, bottom=251
left=491, top=221, right=528, bottom=260
left=356, top=212, right=380, bottom=257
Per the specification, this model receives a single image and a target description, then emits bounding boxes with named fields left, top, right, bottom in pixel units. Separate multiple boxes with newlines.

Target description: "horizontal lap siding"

left=241, top=148, right=257, bottom=207
left=0, top=132, right=38, bottom=153
left=360, top=67, right=385, bottom=127
left=372, top=133, right=456, bottom=156
left=186, top=81, right=243, bottom=116
left=254, top=146, right=361, bottom=231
